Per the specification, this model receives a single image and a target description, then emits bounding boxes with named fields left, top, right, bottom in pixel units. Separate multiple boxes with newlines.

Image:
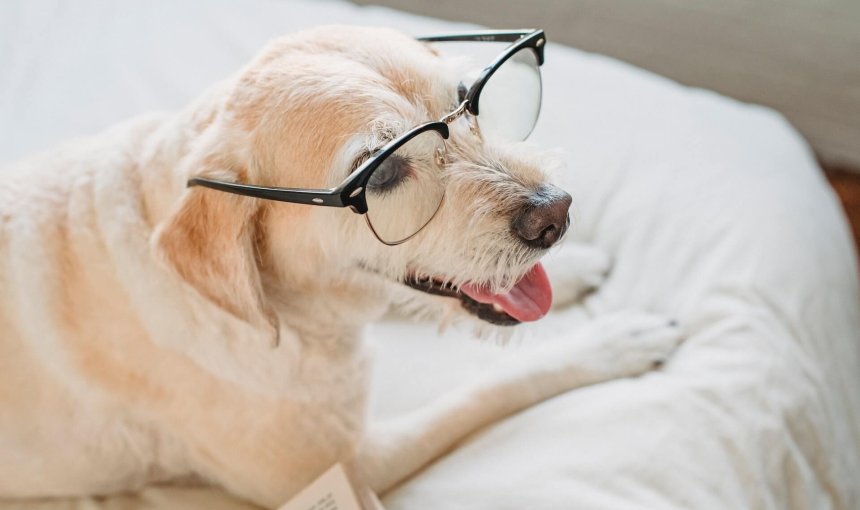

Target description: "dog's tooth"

left=493, top=303, right=504, bottom=312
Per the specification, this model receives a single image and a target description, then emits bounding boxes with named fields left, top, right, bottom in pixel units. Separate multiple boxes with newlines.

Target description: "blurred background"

left=354, top=0, right=860, bottom=248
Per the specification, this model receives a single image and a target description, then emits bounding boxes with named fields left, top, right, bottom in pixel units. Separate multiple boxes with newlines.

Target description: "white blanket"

left=2, top=1, right=859, bottom=509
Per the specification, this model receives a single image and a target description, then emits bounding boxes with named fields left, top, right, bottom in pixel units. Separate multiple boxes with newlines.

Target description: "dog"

left=0, top=25, right=680, bottom=507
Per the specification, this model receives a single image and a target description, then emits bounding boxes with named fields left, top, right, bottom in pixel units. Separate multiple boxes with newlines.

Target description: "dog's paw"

left=571, top=310, right=683, bottom=380
left=543, top=243, right=612, bottom=308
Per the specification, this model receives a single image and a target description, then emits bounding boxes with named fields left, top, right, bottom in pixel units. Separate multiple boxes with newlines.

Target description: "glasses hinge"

left=441, top=100, right=469, bottom=124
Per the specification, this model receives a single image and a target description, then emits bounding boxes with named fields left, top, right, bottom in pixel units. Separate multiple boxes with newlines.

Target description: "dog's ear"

left=153, top=171, right=278, bottom=344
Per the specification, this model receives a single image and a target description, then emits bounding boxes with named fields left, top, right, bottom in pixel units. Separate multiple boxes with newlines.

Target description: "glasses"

left=189, top=29, right=546, bottom=245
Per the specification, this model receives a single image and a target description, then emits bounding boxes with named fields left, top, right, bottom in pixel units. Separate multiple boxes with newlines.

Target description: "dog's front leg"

left=357, top=311, right=682, bottom=494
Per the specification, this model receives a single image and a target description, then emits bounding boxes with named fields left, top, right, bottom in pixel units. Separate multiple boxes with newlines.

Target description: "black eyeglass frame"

left=188, top=29, right=546, bottom=242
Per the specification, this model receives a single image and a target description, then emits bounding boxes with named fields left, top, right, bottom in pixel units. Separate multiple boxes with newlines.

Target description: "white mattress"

left=2, top=1, right=859, bottom=509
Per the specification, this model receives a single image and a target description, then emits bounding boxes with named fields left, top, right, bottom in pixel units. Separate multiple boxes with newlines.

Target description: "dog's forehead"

left=228, top=26, right=460, bottom=188
left=252, top=26, right=454, bottom=112
left=281, top=25, right=442, bottom=73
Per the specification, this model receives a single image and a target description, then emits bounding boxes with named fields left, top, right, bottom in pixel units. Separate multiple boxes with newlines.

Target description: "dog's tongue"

left=460, top=263, right=552, bottom=322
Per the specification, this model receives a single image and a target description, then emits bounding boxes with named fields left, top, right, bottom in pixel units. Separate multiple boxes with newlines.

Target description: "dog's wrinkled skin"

left=0, top=26, right=680, bottom=507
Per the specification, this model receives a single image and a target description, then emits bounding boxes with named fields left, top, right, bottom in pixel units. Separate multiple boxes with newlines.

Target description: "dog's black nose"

left=512, top=185, right=572, bottom=249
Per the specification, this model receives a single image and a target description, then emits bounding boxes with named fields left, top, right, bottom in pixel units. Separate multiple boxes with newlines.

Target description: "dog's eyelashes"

left=457, top=82, right=467, bottom=104
left=367, top=154, right=411, bottom=192
left=350, top=145, right=388, bottom=174
left=350, top=150, right=372, bottom=173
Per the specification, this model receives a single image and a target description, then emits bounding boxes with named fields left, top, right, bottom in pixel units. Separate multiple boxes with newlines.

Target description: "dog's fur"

left=0, top=26, right=679, bottom=507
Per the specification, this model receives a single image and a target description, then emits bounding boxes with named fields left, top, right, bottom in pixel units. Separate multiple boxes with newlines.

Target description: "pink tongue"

left=459, top=263, right=553, bottom=322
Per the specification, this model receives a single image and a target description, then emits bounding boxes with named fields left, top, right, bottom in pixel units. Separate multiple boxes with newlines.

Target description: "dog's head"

left=154, top=26, right=571, bottom=338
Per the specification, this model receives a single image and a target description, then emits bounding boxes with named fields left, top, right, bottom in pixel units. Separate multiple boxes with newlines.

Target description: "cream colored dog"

left=0, top=26, right=680, bottom=507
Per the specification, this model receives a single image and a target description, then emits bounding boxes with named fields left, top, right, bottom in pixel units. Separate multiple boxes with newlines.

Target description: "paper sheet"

left=278, top=464, right=383, bottom=510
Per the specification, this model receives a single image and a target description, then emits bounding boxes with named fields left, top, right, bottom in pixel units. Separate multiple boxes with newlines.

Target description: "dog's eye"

left=457, top=82, right=467, bottom=103
left=367, top=154, right=410, bottom=192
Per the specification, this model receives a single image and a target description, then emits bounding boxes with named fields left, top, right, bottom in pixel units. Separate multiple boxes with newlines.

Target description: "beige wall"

left=353, top=0, right=860, bottom=173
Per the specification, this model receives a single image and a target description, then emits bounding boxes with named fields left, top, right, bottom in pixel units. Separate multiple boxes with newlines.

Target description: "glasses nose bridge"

left=440, top=100, right=470, bottom=125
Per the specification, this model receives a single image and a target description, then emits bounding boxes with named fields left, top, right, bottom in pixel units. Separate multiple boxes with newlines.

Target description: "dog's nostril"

left=513, top=188, right=572, bottom=249
left=539, top=223, right=559, bottom=243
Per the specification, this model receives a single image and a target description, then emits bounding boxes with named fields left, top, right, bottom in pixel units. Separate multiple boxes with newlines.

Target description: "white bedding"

left=2, top=1, right=859, bottom=509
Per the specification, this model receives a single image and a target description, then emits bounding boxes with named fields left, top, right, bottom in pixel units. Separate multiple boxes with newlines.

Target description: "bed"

left=2, top=1, right=859, bottom=509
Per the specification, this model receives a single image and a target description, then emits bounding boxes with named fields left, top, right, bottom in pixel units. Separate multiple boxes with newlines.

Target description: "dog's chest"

left=198, top=335, right=375, bottom=476
left=282, top=337, right=373, bottom=433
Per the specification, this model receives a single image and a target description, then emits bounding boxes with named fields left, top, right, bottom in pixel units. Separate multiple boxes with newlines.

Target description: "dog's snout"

left=513, top=186, right=572, bottom=249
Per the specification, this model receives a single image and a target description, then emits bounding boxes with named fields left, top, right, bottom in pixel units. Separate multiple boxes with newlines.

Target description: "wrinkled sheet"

left=2, top=1, right=859, bottom=509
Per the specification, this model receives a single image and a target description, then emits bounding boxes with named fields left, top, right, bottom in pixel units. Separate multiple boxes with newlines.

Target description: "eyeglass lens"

left=364, top=129, right=447, bottom=244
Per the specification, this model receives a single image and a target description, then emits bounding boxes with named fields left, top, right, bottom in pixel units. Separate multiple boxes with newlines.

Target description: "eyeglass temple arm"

left=188, top=178, right=347, bottom=207
left=416, top=29, right=538, bottom=43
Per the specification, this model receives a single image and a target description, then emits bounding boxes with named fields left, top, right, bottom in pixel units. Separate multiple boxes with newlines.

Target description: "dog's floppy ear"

left=153, top=168, right=278, bottom=344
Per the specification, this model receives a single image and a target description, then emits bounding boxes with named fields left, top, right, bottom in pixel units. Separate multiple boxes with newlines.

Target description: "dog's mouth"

left=404, top=262, right=553, bottom=326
